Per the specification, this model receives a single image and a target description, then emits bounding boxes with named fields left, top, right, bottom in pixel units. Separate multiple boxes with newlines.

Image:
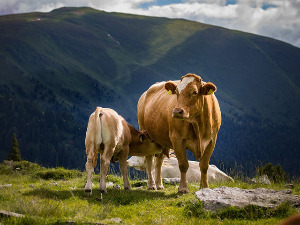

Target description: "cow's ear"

left=165, top=81, right=177, bottom=95
left=139, top=133, right=146, bottom=142
left=201, top=82, right=217, bottom=95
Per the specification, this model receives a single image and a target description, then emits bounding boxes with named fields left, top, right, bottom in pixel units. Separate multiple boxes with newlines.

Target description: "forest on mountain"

left=0, top=7, right=299, bottom=176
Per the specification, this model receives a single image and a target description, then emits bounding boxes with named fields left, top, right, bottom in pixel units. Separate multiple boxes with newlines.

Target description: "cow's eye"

left=192, top=91, right=198, bottom=95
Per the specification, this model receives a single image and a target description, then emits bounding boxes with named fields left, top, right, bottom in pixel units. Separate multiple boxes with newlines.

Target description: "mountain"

left=0, top=7, right=299, bottom=175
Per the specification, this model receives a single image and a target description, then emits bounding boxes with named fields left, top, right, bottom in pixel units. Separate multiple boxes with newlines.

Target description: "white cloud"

left=0, top=0, right=299, bottom=47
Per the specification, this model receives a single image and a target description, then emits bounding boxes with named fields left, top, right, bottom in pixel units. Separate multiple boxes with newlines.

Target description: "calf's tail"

left=93, top=107, right=103, bottom=167
left=85, top=107, right=103, bottom=168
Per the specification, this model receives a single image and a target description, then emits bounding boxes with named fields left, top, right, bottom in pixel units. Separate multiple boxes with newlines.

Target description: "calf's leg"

left=99, top=145, right=115, bottom=193
left=145, top=155, right=156, bottom=190
left=85, top=144, right=98, bottom=194
left=119, top=148, right=131, bottom=190
left=85, top=158, right=94, bottom=193
left=155, top=152, right=166, bottom=190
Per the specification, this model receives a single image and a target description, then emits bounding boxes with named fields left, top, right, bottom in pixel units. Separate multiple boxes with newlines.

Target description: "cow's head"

left=165, top=73, right=216, bottom=121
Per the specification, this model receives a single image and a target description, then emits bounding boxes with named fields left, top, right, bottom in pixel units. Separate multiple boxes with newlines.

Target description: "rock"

left=49, top=182, right=58, bottom=187
left=163, top=178, right=181, bottom=184
left=113, top=184, right=121, bottom=189
left=251, top=175, right=271, bottom=185
left=101, top=217, right=122, bottom=224
left=0, top=184, right=12, bottom=189
left=284, top=184, right=295, bottom=189
left=0, top=210, right=25, bottom=218
left=195, top=186, right=300, bottom=212
left=106, top=182, right=114, bottom=188
left=133, top=186, right=146, bottom=190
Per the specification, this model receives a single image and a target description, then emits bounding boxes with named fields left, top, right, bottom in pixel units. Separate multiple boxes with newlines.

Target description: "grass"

left=0, top=161, right=299, bottom=224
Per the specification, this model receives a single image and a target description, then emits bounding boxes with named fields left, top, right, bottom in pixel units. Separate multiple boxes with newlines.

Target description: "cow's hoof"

left=157, top=185, right=164, bottom=190
left=178, top=188, right=189, bottom=194
left=147, top=186, right=157, bottom=190
left=84, top=189, right=92, bottom=195
left=99, top=189, right=107, bottom=194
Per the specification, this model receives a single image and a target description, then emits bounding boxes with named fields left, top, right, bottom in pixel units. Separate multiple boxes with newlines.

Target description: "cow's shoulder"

left=147, top=81, right=180, bottom=95
left=147, top=81, right=166, bottom=95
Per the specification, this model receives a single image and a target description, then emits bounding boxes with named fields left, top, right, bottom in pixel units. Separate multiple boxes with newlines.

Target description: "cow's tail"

left=94, top=107, right=103, bottom=146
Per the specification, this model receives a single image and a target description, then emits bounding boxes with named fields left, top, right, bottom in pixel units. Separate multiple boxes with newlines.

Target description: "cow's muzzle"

left=172, top=108, right=188, bottom=119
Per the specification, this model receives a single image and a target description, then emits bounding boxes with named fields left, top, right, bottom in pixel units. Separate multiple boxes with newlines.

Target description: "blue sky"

left=0, top=0, right=299, bottom=48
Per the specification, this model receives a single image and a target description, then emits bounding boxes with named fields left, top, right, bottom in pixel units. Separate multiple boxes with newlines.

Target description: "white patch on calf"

left=177, top=77, right=194, bottom=94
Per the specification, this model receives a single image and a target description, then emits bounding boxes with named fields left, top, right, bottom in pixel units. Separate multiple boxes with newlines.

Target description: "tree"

left=257, top=162, right=287, bottom=183
left=7, top=133, right=21, bottom=161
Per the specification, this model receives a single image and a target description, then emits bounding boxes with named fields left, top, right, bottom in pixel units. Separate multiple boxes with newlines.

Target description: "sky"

left=0, top=0, right=299, bottom=48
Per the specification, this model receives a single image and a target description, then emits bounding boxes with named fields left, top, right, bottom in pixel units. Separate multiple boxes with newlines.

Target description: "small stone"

left=106, top=182, right=114, bottom=188
left=251, top=175, right=271, bottom=185
left=163, top=178, right=180, bottom=184
left=0, top=210, right=25, bottom=218
left=133, top=186, right=146, bottom=190
left=0, top=184, right=12, bottom=189
left=113, top=184, right=121, bottom=189
left=101, top=217, right=122, bottom=224
left=49, top=182, right=58, bottom=186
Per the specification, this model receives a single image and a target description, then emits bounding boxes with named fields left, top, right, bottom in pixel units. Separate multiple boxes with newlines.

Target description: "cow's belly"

left=142, top=96, right=174, bottom=148
left=144, top=112, right=172, bottom=148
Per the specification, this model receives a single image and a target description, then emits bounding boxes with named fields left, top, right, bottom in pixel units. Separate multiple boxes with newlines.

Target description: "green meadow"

left=0, top=160, right=299, bottom=224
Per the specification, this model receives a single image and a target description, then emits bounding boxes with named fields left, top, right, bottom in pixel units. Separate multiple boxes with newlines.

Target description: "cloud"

left=0, top=0, right=299, bottom=47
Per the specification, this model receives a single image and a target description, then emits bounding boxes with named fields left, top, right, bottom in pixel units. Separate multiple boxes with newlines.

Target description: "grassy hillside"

left=0, top=161, right=299, bottom=224
left=0, top=7, right=299, bottom=175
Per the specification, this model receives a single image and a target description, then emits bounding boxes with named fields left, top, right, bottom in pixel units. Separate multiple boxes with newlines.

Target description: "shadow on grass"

left=23, top=187, right=178, bottom=206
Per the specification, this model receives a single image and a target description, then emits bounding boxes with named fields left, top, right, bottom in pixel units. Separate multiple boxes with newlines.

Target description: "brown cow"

left=138, top=73, right=221, bottom=193
left=85, top=107, right=162, bottom=193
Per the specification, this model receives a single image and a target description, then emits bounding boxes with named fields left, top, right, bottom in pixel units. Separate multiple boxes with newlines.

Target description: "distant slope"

left=0, top=7, right=299, bottom=175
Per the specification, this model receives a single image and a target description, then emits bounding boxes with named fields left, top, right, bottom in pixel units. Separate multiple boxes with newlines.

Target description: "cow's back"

left=100, top=108, right=124, bottom=147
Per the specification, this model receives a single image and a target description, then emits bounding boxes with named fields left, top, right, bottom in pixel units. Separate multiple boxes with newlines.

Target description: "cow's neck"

left=191, top=119, right=203, bottom=159
left=191, top=110, right=211, bottom=160
left=126, top=121, right=140, bottom=144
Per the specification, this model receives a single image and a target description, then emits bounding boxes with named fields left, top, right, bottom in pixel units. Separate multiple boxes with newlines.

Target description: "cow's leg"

left=119, top=148, right=131, bottom=190
left=172, top=139, right=189, bottom=193
left=200, top=139, right=216, bottom=188
left=85, top=146, right=97, bottom=194
left=145, top=155, right=156, bottom=190
left=99, top=145, right=115, bottom=193
left=154, top=152, right=167, bottom=190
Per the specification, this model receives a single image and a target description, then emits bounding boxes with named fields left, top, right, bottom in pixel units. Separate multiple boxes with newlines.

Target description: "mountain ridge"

left=0, top=7, right=299, bottom=175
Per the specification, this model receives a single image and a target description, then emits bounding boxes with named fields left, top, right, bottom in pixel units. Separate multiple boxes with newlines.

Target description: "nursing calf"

left=85, top=107, right=162, bottom=193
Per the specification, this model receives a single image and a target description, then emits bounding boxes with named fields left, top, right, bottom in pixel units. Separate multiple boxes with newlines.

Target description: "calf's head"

left=135, top=130, right=162, bottom=155
left=165, top=73, right=216, bottom=121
